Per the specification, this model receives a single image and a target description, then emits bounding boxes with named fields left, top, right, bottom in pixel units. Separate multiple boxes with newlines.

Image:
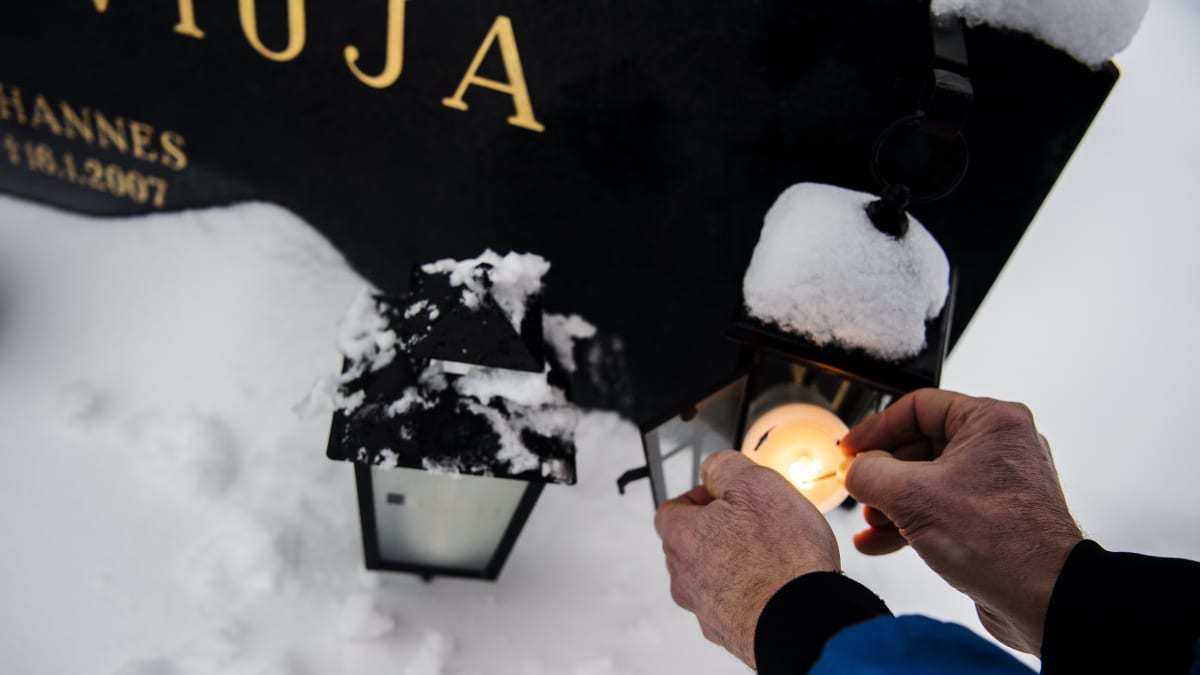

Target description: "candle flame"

left=787, top=454, right=822, bottom=489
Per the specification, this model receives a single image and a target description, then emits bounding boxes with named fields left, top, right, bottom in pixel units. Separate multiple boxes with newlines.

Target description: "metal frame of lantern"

left=620, top=12, right=971, bottom=507
left=349, top=453, right=545, bottom=581
left=623, top=271, right=957, bottom=508
left=326, top=258, right=577, bottom=581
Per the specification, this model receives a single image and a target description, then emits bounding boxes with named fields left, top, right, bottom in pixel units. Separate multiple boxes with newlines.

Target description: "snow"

left=330, top=284, right=578, bottom=481
left=421, top=250, right=550, bottom=331
left=933, top=0, right=1149, bottom=68
left=453, top=366, right=565, bottom=410
left=125, top=412, right=241, bottom=502
left=338, top=287, right=398, bottom=373
left=386, top=387, right=433, bottom=417
left=338, top=591, right=397, bottom=641
left=743, top=182, right=950, bottom=362
left=1, top=2, right=1198, bottom=673
left=451, top=366, right=578, bottom=480
left=544, top=313, right=598, bottom=374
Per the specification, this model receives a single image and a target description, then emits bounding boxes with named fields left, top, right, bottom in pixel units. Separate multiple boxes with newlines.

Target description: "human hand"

left=654, top=450, right=840, bottom=669
left=841, top=389, right=1083, bottom=655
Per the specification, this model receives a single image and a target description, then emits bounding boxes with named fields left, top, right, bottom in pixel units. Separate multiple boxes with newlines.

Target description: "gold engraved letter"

left=239, top=0, right=306, bottom=62
left=345, top=0, right=406, bottom=89
left=30, top=96, right=64, bottom=136
left=0, top=83, right=28, bottom=125
left=441, top=16, right=545, bottom=133
left=160, top=130, right=189, bottom=171
left=129, top=121, right=159, bottom=162
left=92, top=0, right=205, bottom=39
left=60, top=102, right=95, bottom=143
left=174, top=0, right=206, bottom=39
left=95, top=112, right=129, bottom=153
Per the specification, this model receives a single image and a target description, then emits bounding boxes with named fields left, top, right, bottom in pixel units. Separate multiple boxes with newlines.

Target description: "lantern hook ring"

left=870, top=113, right=970, bottom=205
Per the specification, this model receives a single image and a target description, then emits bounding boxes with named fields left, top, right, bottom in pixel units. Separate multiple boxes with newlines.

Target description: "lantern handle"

left=869, top=13, right=972, bottom=205
left=616, top=465, right=651, bottom=495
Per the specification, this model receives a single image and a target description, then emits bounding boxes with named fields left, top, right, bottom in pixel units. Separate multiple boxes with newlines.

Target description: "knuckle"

left=652, top=509, right=667, bottom=535
left=659, top=522, right=689, bottom=556
left=993, top=401, right=1035, bottom=429
left=971, top=400, right=1039, bottom=448
left=722, top=468, right=783, bottom=511
left=663, top=529, right=680, bottom=550
left=701, top=448, right=736, bottom=476
left=669, top=580, right=691, bottom=609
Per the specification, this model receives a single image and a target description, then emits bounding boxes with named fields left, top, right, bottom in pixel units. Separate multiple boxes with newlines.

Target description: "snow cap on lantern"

left=325, top=250, right=597, bottom=580
left=931, top=0, right=1148, bottom=69
left=742, top=182, right=951, bottom=363
left=327, top=250, right=579, bottom=485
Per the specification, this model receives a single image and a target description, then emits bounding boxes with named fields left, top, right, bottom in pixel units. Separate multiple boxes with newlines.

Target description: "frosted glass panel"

left=370, top=467, right=528, bottom=573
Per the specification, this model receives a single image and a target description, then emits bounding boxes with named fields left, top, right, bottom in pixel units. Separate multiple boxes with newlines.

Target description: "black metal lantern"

left=325, top=255, right=577, bottom=580
left=349, top=464, right=544, bottom=580
left=620, top=14, right=971, bottom=507
left=624, top=285, right=956, bottom=508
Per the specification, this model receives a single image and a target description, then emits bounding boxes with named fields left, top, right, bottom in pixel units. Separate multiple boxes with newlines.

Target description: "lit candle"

left=740, top=403, right=849, bottom=513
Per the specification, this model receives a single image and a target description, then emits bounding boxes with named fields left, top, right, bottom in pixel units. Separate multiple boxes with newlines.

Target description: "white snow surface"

left=743, top=182, right=950, bottom=362
left=422, top=250, right=550, bottom=330
left=933, top=0, right=1148, bottom=68
left=1, top=3, right=1198, bottom=672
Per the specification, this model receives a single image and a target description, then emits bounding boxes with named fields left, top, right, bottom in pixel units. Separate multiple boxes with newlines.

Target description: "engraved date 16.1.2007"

left=3, top=133, right=168, bottom=208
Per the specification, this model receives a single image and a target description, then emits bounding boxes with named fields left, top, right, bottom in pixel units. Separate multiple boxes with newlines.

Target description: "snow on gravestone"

left=933, top=0, right=1149, bottom=68
left=742, top=183, right=950, bottom=363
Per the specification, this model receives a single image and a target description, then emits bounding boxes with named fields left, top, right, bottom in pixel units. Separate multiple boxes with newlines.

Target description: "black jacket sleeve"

left=1041, top=539, right=1200, bottom=674
left=754, top=571, right=892, bottom=674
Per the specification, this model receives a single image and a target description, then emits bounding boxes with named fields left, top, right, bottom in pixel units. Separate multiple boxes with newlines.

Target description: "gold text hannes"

left=0, top=84, right=188, bottom=171
left=91, top=0, right=545, bottom=133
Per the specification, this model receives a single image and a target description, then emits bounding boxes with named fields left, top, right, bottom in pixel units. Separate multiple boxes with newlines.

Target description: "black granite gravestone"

left=0, top=0, right=1117, bottom=431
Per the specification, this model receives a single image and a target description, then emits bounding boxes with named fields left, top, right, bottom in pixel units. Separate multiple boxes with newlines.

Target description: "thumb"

left=843, top=450, right=921, bottom=514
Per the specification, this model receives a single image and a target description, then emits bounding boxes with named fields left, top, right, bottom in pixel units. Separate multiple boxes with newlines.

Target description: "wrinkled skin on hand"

left=842, top=388, right=1083, bottom=655
left=654, top=450, right=841, bottom=669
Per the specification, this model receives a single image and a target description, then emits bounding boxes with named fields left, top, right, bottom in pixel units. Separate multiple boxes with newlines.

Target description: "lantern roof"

left=325, top=255, right=578, bottom=485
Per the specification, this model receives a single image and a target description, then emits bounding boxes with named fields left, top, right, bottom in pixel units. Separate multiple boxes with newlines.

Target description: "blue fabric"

left=809, top=615, right=1034, bottom=675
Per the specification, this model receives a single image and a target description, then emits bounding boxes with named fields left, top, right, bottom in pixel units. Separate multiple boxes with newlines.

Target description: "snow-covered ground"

left=1, top=1, right=1197, bottom=673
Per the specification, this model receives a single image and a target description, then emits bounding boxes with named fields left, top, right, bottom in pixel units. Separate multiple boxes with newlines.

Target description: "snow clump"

left=421, top=250, right=549, bottom=330
left=743, top=183, right=949, bottom=362
left=338, top=287, right=398, bottom=373
left=933, top=0, right=1148, bottom=68
left=544, top=313, right=598, bottom=373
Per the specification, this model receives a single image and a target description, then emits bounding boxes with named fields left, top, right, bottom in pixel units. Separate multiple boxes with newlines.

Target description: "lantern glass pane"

left=370, top=467, right=528, bottom=573
left=642, top=377, right=747, bottom=506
